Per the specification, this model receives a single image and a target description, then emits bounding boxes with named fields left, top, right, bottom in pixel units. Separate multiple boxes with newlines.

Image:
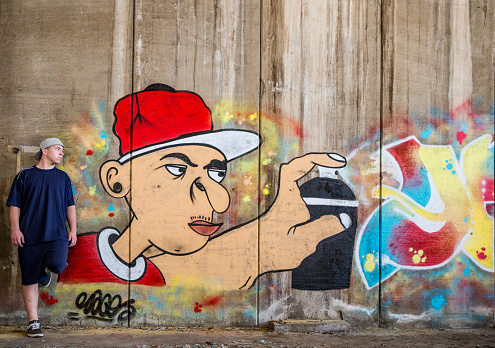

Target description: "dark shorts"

left=18, top=240, right=69, bottom=285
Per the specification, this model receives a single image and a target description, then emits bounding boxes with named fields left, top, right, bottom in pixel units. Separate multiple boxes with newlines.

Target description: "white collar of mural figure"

left=98, top=228, right=146, bottom=281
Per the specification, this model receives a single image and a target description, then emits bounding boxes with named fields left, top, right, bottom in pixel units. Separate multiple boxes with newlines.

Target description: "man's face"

left=44, top=145, right=64, bottom=164
left=128, top=145, right=230, bottom=255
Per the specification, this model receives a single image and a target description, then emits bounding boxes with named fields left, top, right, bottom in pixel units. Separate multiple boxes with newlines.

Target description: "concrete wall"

left=0, top=0, right=493, bottom=328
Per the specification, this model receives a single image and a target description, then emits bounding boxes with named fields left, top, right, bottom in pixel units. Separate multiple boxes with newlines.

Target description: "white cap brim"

left=118, top=129, right=260, bottom=164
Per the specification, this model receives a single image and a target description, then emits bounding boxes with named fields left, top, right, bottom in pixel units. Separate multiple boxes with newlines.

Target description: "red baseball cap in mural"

left=113, top=84, right=260, bottom=164
left=34, top=137, right=64, bottom=160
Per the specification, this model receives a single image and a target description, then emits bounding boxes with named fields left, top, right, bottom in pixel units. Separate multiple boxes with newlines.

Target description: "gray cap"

left=34, top=138, right=64, bottom=160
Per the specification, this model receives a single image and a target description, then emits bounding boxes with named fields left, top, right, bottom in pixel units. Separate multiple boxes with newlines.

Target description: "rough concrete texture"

left=269, top=320, right=351, bottom=333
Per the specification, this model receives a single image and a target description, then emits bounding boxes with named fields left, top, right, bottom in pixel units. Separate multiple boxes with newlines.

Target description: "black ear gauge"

left=113, top=182, right=123, bottom=193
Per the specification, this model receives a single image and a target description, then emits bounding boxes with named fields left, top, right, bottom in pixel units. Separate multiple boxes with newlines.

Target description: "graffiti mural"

left=59, top=83, right=356, bottom=291
left=348, top=100, right=494, bottom=290
left=355, top=134, right=494, bottom=289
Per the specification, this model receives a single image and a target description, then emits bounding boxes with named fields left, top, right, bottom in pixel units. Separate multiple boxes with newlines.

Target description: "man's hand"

left=10, top=206, right=24, bottom=247
left=67, top=205, right=77, bottom=247
left=68, top=230, right=77, bottom=247
left=11, top=228, right=25, bottom=247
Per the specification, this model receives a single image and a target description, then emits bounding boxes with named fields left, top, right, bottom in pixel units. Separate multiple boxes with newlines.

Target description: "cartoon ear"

left=100, top=160, right=130, bottom=198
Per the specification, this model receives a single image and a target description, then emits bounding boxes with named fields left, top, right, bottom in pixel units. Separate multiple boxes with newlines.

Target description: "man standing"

left=7, top=138, right=77, bottom=338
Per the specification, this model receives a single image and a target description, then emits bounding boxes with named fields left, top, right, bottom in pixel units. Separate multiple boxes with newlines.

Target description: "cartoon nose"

left=193, top=177, right=230, bottom=214
left=195, top=181, right=206, bottom=191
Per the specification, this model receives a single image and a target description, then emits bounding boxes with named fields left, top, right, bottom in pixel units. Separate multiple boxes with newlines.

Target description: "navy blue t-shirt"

left=6, top=166, right=75, bottom=245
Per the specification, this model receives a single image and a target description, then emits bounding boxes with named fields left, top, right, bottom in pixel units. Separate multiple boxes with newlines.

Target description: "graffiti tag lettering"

left=75, top=290, right=136, bottom=322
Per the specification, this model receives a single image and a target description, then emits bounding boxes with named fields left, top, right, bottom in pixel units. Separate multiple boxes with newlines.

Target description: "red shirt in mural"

left=59, top=228, right=165, bottom=286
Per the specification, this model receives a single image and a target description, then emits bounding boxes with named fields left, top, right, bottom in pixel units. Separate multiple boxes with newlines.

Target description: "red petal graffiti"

left=40, top=291, right=58, bottom=306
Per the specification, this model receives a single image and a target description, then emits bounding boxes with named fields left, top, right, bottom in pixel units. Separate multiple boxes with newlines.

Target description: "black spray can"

left=291, top=166, right=358, bottom=290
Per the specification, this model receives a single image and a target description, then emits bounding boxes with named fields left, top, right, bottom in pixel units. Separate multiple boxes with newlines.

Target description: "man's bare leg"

left=22, top=284, right=39, bottom=321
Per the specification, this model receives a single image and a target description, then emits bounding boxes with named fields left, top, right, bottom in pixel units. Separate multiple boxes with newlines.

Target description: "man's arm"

left=67, top=205, right=77, bottom=247
left=10, top=206, right=24, bottom=246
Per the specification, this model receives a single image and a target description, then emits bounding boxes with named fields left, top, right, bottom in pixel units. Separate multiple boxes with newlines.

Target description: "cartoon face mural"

left=60, top=83, right=355, bottom=290
left=101, top=145, right=231, bottom=258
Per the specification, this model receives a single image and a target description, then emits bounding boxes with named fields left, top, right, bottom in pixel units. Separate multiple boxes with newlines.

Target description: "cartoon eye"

left=165, top=164, right=187, bottom=177
left=208, top=169, right=226, bottom=183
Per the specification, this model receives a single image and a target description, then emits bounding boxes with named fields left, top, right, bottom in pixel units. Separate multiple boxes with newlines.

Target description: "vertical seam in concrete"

left=128, top=0, right=137, bottom=329
left=256, top=0, right=263, bottom=328
left=378, top=0, right=385, bottom=328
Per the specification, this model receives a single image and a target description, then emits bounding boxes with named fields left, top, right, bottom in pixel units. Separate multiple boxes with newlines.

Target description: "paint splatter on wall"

left=211, top=100, right=302, bottom=228
left=61, top=101, right=128, bottom=231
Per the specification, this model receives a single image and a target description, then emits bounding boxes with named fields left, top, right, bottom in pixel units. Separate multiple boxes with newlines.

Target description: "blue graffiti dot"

left=464, top=216, right=469, bottom=223
left=421, top=124, right=434, bottom=139
left=100, top=130, right=108, bottom=139
left=431, top=295, right=447, bottom=310
left=452, top=170, right=456, bottom=174
left=446, top=163, right=453, bottom=170
left=421, top=130, right=431, bottom=139
left=463, top=267, right=471, bottom=277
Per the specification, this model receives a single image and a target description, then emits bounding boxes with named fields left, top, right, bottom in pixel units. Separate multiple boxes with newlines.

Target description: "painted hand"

left=272, top=152, right=347, bottom=226
left=261, top=153, right=349, bottom=271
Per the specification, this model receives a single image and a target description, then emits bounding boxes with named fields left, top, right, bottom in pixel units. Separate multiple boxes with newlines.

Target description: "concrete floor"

left=0, top=325, right=494, bottom=347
